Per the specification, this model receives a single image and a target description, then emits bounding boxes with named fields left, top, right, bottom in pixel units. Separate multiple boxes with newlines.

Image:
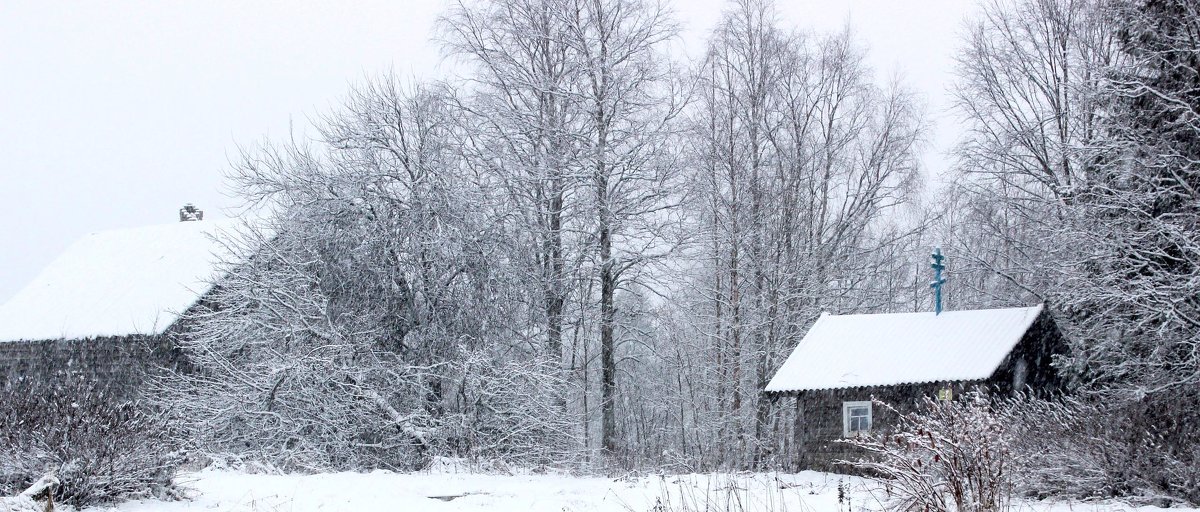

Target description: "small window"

left=843, top=401, right=872, bottom=437
left=937, top=387, right=954, bottom=401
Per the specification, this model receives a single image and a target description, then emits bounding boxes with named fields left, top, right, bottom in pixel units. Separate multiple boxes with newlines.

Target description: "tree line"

left=157, top=0, right=1200, bottom=478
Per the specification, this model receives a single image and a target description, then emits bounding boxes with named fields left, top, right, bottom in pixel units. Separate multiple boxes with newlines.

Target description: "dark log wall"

left=790, top=381, right=979, bottom=472
left=0, top=335, right=185, bottom=396
left=987, top=311, right=1069, bottom=395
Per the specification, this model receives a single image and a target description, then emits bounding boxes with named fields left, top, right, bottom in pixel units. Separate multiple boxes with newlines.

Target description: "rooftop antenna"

left=931, top=247, right=947, bottom=315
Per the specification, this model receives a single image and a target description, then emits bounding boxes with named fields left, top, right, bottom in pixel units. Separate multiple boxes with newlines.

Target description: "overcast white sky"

left=0, top=0, right=977, bottom=304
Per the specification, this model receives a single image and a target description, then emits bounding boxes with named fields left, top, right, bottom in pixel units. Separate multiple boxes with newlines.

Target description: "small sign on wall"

left=937, top=387, right=953, bottom=401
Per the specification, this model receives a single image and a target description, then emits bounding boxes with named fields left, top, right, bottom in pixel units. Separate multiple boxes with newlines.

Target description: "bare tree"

left=945, top=0, right=1120, bottom=308
left=682, top=0, right=924, bottom=469
left=558, top=0, right=682, bottom=457
left=161, top=0, right=933, bottom=473
left=160, top=78, right=573, bottom=470
left=441, top=0, right=582, bottom=363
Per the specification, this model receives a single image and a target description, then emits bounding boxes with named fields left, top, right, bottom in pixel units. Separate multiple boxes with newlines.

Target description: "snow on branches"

left=839, top=395, right=1015, bottom=512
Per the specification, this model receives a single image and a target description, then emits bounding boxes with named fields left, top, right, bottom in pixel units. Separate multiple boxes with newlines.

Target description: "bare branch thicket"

left=0, top=380, right=179, bottom=507
left=840, top=395, right=1015, bottom=512
left=159, top=79, right=574, bottom=471
left=998, top=392, right=1200, bottom=505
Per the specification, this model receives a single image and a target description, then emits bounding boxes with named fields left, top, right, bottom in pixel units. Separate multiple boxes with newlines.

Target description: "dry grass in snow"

left=78, top=466, right=1198, bottom=512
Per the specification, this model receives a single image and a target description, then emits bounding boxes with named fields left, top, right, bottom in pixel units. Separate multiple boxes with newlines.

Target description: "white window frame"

left=842, top=400, right=872, bottom=437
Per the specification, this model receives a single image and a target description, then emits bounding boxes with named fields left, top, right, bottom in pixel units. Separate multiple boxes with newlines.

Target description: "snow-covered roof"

left=0, top=220, right=242, bottom=342
left=765, top=305, right=1045, bottom=392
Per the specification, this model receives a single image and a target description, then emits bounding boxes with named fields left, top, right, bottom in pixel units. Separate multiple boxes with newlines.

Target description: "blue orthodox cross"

left=930, top=247, right=947, bottom=315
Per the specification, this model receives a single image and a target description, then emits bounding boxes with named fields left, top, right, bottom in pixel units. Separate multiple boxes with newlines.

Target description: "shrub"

left=439, top=351, right=577, bottom=467
left=839, top=394, right=1014, bottom=512
left=998, top=391, right=1200, bottom=505
left=842, top=391, right=1200, bottom=508
left=0, top=378, right=181, bottom=507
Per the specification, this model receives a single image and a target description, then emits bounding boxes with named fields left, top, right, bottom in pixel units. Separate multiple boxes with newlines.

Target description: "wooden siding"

left=789, top=381, right=979, bottom=471
left=0, top=334, right=187, bottom=396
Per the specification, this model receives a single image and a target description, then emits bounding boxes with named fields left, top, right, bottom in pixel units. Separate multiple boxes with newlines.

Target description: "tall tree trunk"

left=600, top=171, right=617, bottom=454
left=547, top=182, right=565, bottom=359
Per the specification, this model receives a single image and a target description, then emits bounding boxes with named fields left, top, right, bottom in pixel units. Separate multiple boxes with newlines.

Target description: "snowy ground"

left=81, top=466, right=1192, bottom=512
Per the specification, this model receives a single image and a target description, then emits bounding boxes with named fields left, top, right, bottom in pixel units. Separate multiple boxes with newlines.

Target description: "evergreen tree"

left=1064, top=0, right=1200, bottom=392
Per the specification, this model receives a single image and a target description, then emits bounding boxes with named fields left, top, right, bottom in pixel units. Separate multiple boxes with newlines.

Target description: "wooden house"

left=765, top=303, right=1068, bottom=471
left=0, top=212, right=240, bottom=394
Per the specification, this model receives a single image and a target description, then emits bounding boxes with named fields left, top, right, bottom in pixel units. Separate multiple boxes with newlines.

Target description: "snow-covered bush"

left=441, top=350, right=575, bottom=467
left=998, top=392, right=1200, bottom=505
left=0, top=379, right=180, bottom=507
left=156, top=80, right=582, bottom=472
left=839, top=395, right=1014, bottom=512
left=841, top=392, right=1200, bottom=508
left=0, top=473, right=58, bottom=512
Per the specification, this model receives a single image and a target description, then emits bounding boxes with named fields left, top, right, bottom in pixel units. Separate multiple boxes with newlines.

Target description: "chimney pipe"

left=179, top=203, right=204, bottom=222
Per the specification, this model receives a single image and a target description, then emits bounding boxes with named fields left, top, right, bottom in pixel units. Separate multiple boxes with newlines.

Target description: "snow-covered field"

left=79, top=466, right=1193, bottom=512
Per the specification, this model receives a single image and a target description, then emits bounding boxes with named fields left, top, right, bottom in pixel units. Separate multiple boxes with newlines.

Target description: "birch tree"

left=441, top=0, right=583, bottom=364
left=684, top=0, right=924, bottom=469
left=559, top=0, right=682, bottom=457
left=946, top=0, right=1119, bottom=308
